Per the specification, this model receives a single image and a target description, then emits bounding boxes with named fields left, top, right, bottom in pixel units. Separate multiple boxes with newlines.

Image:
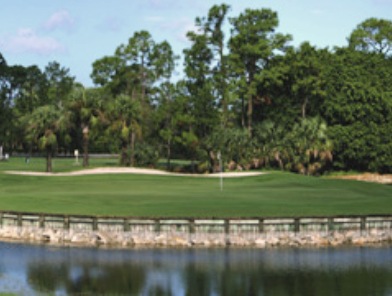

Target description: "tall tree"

left=322, top=48, right=392, bottom=172
left=24, top=105, right=70, bottom=172
left=106, top=94, right=141, bottom=166
left=0, top=53, right=10, bottom=154
left=90, top=55, right=125, bottom=95
left=115, top=31, right=155, bottom=103
left=15, top=66, right=48, bottom=114
left=44, top=61, right=75, bottom=106
left=91, top=31, right=177, bottom=155
left=154, top=80, right=197, bottom=170
left=184, top=32, right=217, bottom=137
left=229, top=8, right=291, bottom=135
left=348, top=18, right=392, bottom=56
left=283, top=42, right=329, bottom=119
left=184, top=31, right=220, bottom=167
left=68, top=86, right=105, bottom=167
left=195, top=3, right=231, bottom=126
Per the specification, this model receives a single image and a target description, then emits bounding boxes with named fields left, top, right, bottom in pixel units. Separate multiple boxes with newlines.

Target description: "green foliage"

left=348, top=17, right=392, bottom=56
left=134, top=142, right=159, bottom=167
left=229, top=8, right=292, bottom=134
left=284, top=117, right=333, bottom=175
left=44, top=61, right=75, bottom=105
left=195, top=3, right=231, bottom=126
left=24, top=104, right=70, bottom=172
left=282, top=42, right=329, bottom=118
left=206, top=127, right=253, bottom=171
left=322, top=49, right=392, bottom=172
left=253, top=120, right=289, bottom=168
left=1, top=6, right=391, bottom=175
left=106, top=94, right=141, bottom=166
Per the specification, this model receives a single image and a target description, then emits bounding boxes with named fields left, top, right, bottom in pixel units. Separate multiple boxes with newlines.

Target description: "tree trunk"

left=130, top=131, right=136, bottom=167
left=219, top=45, right=228, bottom=127
left=46, top=149, right=52, bottom=173
left=241, top=97, right=246, bottom=129
left=248, top=93, right=253, bottom=137
left=301, top=97, right=308, bottom=119
left=208, top=150, right=218, bottom=173
left=82, top=126, right=89, bottom=167
left=166, top=138, right=171, bottom=170
left=120, top=143, right=128, bottom=166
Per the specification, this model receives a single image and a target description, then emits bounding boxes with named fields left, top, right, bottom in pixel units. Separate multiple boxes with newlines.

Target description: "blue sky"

left=0, top=0, right=391, bottom=86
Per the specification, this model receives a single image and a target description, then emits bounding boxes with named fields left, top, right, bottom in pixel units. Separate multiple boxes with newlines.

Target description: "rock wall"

left=0, top=212, right=391, bottom=248
left=0, top=225, right=391, bottom=248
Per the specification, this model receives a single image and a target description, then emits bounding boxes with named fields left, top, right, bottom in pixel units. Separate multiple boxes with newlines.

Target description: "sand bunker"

left=5, top=167, right=264, bottom=178
left=332, top=173, right=392, bottom=185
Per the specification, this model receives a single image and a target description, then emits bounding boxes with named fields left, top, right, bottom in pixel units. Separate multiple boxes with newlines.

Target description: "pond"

left=0, top=242, right=391, bottom=295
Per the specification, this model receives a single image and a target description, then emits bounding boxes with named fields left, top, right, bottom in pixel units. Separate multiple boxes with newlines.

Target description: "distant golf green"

left=0, top=158, right=391, bottom=217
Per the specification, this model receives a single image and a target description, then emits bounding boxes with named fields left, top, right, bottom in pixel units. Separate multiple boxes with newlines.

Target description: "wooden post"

left=154, top=219, right=161, bottom=233
left=123, top=218, right=130, bottom=232
left=360, top=216, right=366, bottom=233
left=328, top=217, right=334, bottom=232
left=258, top=219, right=264, bottom=233
left=64, top=216, right=70, bottom=230
left=17, top=213, right=22, bottom=227
left=92, top=217, right=98, bottom=231
left=39, top=214, right=45, bottom=229
left=294, top=218, right=300, bottom=233
left=189, top=219, right=195, bottom=234
left=224, top=219, right=230, bottom=234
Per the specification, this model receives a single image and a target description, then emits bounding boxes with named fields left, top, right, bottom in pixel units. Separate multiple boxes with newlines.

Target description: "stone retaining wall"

left=0, top=212, right=391, bottom=248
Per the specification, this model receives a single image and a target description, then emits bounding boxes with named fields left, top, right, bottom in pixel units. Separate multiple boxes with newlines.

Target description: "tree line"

left=0, top=4, right=391, bottom=174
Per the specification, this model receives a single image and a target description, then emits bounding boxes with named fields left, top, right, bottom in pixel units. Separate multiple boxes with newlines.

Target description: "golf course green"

left=0, top=157, right=391, bottom=218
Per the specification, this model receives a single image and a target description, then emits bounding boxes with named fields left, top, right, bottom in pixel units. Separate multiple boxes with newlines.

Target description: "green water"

left=0, top=242, right=391, bottom=295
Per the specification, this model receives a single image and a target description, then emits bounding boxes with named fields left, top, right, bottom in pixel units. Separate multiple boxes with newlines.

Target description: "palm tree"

left=25, top=105, right=70, bottom=172
left=285, top=117, right=333, bottom=175
left=69, top=86, right=105, bottom=167
left=106, top=94, right=141, bottom=166
left=253, top=121, right=289, bottom=170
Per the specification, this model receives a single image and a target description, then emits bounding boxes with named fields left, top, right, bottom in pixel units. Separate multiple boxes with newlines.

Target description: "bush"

left=134, top=143, right=160, bottom=167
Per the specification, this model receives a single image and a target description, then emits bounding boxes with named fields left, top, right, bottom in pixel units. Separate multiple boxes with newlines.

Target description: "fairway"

left=0, top=167, right=391, bottom=217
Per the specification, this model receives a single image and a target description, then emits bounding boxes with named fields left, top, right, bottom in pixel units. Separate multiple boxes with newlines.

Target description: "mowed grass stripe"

left=0, top=172, right=391, bottom=217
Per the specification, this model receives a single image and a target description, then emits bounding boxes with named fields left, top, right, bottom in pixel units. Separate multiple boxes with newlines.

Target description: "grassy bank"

left=0, top=156, right=119, bottom=173
left=0, top=156, right=193, bottom=173
left=0, top=164, right=391, bottom=217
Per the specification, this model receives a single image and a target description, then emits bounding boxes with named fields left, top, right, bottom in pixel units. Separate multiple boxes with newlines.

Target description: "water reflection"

left=0, top=242, right=391, bottom=295
left=27, top=261, right=146, bottom=295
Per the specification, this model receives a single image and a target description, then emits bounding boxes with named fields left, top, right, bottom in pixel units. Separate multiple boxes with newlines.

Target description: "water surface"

left=0, top=242, right=391, bottom=295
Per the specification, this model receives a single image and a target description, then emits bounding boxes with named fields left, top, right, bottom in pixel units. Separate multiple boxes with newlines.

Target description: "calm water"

left=0, top=242, right=391, bottom=296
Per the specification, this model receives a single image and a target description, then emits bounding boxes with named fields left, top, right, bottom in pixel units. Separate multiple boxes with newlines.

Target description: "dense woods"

left=0, top=4, right=391, bottom=174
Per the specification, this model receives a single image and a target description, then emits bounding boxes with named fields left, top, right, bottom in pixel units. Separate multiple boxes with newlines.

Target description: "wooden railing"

left=0, top=211, right=391, bottom=234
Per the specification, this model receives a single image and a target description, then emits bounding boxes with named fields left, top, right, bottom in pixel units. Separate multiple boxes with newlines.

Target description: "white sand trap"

left=5, top=167, right=265, bottom=178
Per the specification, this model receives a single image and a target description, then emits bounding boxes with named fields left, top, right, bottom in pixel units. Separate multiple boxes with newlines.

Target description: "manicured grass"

left=0, top=156, right=193, bottom=173
left=0, top=167, right=391, bottom=217
left=0, top=156, right=119, bottom=173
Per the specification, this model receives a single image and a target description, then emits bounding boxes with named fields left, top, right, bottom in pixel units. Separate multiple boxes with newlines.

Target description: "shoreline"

left=0, top=225, right=391, bottom=249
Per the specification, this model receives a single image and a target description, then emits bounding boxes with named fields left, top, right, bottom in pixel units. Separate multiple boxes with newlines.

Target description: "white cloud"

left=159, top=17, right=199, bottom=43
left=145, top=16, right=165, bottom=23
left=42, top=10, right=76, bottom=32
left=145, top=0, right=206, bottom=11
left=96, top=16, right=125, bottom=32
left=0, top=28, right=66, bottom=56
left=147, top=0, right=175, bottom=9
